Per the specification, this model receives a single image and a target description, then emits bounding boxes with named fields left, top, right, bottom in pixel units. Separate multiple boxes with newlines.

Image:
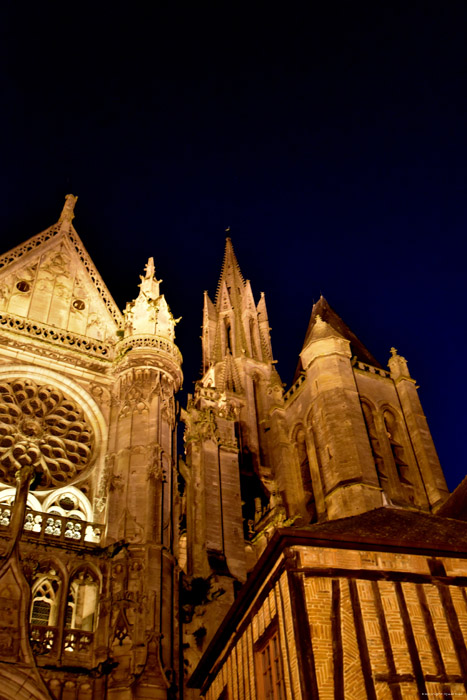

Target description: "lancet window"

left=293, top=426, right=317, bottom=522
left=28, top=563, right=99, bottom=658
left=383, top=409, right=415, bottom=503
left=361, top=402, right=388, bottom=488
left=249, top=317, right=258, bottom=359
left=224, top=316, right=233, bottom=354
left=360, top=399, right=415, bottom=505
left=65, top=569, right=99, bottom=632
left=31, top=578, right=61, bottom=627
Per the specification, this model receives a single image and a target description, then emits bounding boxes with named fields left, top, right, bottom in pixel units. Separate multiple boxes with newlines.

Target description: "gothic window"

left=255, top=627, right=285, bottom=700
left=42, top=487, right=92, bottom=521
left=30, top=570, right=61, bottom=627
left=252, top=374, right=267, bottom=466
left=294, top=427, right=316, bottom=522
left=249, top=317, right=258, bottom=358
left=65, top=569, right=99, bottom=632
left=361, top=402, right=388, bottom=487
left=224, top=316, right=233, bottom=354
left=0, top=489, right=42, bottom=511
left=383, top=410, right=413, bottom=489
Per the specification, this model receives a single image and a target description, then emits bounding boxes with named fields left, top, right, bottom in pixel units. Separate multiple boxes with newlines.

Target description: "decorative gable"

left=0, top=197, right=121, bottom=346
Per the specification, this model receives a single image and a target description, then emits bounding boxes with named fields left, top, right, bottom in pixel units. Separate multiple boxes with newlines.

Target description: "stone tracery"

left=0, top=378, right=94, bottom=488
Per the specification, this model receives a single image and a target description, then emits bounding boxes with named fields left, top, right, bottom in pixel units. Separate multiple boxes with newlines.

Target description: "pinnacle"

left=58, top=194, right=78, bottom=226
left=144, top=257, right=156, bottom=280
left=215, top=237, right=245, bottom=306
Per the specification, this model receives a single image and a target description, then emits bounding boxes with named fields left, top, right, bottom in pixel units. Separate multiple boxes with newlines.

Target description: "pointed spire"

left=58, top=194, right=78, bottom=227
left=256, top=291, right=269, bottom=322
left=215, top=238, right=245, bottom=306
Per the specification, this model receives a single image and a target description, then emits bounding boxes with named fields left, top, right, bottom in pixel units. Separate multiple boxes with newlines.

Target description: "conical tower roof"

left=293, top=296, right=382, bottom=381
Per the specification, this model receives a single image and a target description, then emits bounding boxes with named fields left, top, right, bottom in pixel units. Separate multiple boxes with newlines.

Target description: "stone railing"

left=30, top=624, right=60, bottom=655
left=195, top=385, right=220, bottom=402
left=30, top=625, right=94, bottom=657
left=0, top=311, right=114, bottom=360
left=352, top=360, right=391, bottom=378
left=117, top=333, right=182, bottom=363
left=284, top=372, right=306, bottom=402
left=0, top=507, right=102, bottom=546
left=63, top=628, right=94, bottom=654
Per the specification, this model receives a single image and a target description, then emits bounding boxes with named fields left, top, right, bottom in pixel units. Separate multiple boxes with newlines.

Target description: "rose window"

left=0, top=378, right=94, bottom=488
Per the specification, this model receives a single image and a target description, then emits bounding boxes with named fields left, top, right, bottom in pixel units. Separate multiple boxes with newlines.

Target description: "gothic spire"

left=215, top=237, right=245, bottom=306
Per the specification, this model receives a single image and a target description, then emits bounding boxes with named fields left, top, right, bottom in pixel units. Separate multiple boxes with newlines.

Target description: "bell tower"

left=180, top=238, right=308, bottom=684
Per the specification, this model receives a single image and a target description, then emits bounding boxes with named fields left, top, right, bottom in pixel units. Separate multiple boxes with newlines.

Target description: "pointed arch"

left=65, top=564, right=101, bottom=634
left=291, top=423, right=317, bottom=522
left=360, top=398, right=389, bottom=489
left=29, top=559, right=65, bottom=657
left=0, top=488, right=42, bottom=511
left=382, top=406, right=415, bottom=495
left=42, top=486, right=93, bottom=522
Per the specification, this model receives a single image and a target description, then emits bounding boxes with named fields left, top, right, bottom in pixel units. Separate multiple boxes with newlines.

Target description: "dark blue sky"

left=1, top=2, right=466, bottom=490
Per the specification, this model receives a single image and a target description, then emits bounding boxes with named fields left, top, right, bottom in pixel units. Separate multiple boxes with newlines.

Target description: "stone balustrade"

left=0, top=507, right=102, bottom=546
left=284, top=372, right=306, bottom=402
left=0, top=310, right=114, bottom=359
left=352, top=359, right=391, bottom=378
left=30, top=625, right=94, bottom=657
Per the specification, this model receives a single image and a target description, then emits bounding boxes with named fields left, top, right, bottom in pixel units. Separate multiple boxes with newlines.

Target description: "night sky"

left=1, top=3, right=466, bottom=491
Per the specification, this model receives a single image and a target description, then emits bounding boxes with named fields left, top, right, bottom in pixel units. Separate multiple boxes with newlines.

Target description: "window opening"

left=256, top=629, right=285, bottom=700
left=30, top=577, right=60, bottom=627
left=65, top=570, right=99, bottom=632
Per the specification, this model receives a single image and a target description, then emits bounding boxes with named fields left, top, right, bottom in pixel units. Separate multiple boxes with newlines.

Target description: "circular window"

left=0, top=378, right=95, bottom=489
left=59, top=494, right=78, bottom=511
left=16, top=280, right=30, bottom=293
left=72, top=299, right=86, bottom=310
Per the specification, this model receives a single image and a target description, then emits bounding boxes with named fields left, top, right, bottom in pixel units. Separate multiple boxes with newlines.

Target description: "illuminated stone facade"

left=0, top=197, right=464, bottom=699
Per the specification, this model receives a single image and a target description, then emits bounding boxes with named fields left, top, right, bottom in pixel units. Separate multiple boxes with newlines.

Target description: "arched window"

left=65, top=569, right=99, bottom=632
left=224, top=316, right=233, bottom=354
left=42, top=487, right=92, bottom=522
left=31, top=579, right=60, bottom=626
left=252, top=374, right=267, bottom=466
left=294, top=427, right=317, bottom=522
left=249, top=317, right=258, bottom=358
left=361, top=402, right=388, bottom=488
left=30, top=563, right=62, bottom=632
left=383, top=410, right=413, bottom=490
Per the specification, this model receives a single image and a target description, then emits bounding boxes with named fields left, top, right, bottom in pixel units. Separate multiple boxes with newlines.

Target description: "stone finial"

left=144, top=257, right=155, bottom=280
left=139, top=257, right=162, bottom=300
left=388, top=347, right=411, bottom=380
left=121, top=258, right=178, bottom=340
left=59, top=194, right=78, bottom=225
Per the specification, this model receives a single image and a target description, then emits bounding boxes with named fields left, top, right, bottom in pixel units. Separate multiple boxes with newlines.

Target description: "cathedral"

left=0, top=195, right=466, bottom=700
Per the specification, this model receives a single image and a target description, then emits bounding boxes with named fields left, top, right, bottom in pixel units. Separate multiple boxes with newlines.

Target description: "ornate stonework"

left=0, top=199, right=458, bottom=700
left=0, top=378, right=94, bottom=488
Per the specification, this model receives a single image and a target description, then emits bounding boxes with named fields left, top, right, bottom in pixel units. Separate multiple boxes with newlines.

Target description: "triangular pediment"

left=0, top=206, right=122, bottom=349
